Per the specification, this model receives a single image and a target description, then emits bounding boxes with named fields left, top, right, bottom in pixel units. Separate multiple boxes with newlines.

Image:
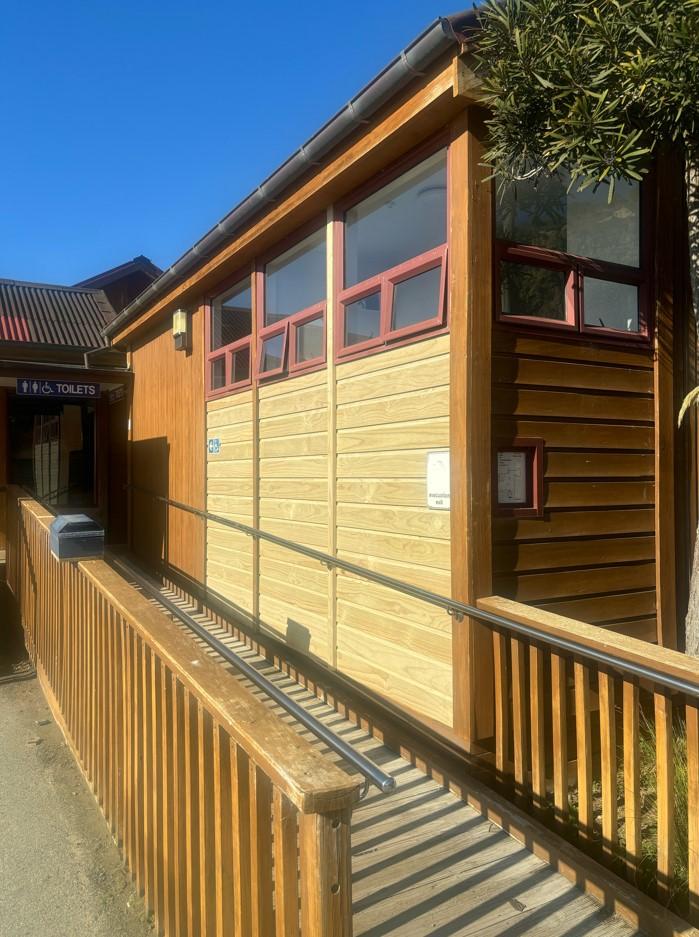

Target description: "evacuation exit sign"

left=16, top=379, right=101, bottom=399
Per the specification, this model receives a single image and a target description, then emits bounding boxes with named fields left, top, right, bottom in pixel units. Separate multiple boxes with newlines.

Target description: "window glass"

left=496, top=172, right=639, bottom=267
left=500, top=262, right=567, bottom=321
left=296, top=317, right=323, bottom=364
left=344, top=149, right=447, bottom=288
left=265, top=228, right=326, bottom=325
left=211, top=279, right=252, bottom=350
left=260, top=333, right=285, bottom=373
left=211, top=357, right=226, bottom=389
left=391, top=266, right=442, bottom=332
left=231, top=346, right=251, bottom=383
left=584, top=279, right=639, bottom=332
left=344, top=292, right=381, bottom=347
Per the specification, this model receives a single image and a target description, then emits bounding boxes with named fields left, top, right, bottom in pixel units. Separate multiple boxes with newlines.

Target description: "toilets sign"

left=16, top=379, right=100, bottom=399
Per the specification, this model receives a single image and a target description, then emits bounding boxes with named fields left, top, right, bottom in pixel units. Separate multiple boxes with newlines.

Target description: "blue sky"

left=0, top=1, right=460, bottom=285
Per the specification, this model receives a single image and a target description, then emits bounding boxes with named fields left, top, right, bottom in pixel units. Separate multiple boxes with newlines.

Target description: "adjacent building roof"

left=73, top=254, right=162, bottom=291
left=0, top=278, right=116, bottom=349
left=74, top=255, right=163, bottom=315
left=104, top=10, right=480, bottom=340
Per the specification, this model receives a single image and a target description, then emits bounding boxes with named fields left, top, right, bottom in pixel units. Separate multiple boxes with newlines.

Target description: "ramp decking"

left=138, top=577, right=644, bottom=937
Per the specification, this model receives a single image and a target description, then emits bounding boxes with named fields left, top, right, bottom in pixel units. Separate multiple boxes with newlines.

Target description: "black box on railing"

left=49, top=514, right=104, bottom=561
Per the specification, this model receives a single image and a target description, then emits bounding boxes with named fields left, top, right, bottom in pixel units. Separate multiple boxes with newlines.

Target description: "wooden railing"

left=5, top=488, right=360, bottom=937
left=477, top=595, right=699, bottom=923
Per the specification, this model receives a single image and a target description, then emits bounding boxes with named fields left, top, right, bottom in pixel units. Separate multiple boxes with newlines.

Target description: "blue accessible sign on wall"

left=16, top=379, right=101, bottom=399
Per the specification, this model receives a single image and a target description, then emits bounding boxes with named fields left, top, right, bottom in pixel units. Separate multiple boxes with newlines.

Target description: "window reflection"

left=211, top=279, right=252, bottom=350
left=265, top=228, right=326, bottom=325
left=344, top=149, right=447, bottom=288
left=496, top=171, right=640, bottom=268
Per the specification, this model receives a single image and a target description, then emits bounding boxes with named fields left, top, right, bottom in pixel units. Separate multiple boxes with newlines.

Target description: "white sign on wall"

left=497, top=450, right=527, bottom=505
left=426, top=450, right=450, bottom=510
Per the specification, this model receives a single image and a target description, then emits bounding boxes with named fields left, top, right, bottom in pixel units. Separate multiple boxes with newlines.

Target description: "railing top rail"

left=12, top=488, right=361, bottom=814
left=129, top=483, right=699, bottom=699
left=112, top=555, right=395, bottom=794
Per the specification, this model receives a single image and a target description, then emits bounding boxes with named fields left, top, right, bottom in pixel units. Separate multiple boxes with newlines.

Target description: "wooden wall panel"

left=491, top=328, right=657, bottom=639
left=335, top=335, right=453, bottom=726
left=258, top=369, right=331, bottom=662
left=130, top=307, right=205, bottom=582
left=206, top=391, right=254, bottom=618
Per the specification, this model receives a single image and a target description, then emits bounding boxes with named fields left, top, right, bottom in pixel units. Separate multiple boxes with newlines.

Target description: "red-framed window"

left=336, top=145, right=449, bottom=360
left=495, top=171, right=650, bottom=341
left=257, top=225, right=327, bottom=380
left=206, top=274, right=253, bottom=397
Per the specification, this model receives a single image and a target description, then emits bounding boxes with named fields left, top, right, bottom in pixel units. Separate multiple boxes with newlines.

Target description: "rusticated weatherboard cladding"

left=492, top=328, right=657, bottom=643
left=205, top=334, right=453, bottom=727
left=335, top=336, right=453, bottom=725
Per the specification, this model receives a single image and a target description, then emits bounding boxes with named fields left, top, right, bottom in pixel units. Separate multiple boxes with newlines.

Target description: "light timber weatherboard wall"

left=206, top=334, right=454, bottom=727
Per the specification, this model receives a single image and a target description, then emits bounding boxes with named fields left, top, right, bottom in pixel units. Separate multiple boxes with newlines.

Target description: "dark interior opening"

left=8, top=396, right=96, bottom=508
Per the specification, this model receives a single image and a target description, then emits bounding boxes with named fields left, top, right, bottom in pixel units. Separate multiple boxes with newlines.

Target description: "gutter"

left=104, top=10, right=480, bottom=341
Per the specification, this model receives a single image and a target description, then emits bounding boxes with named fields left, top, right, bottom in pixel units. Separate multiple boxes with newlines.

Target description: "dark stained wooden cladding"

left=492, top=329, right=657, bottom=640
left=130, top=306, right=205, bottom=582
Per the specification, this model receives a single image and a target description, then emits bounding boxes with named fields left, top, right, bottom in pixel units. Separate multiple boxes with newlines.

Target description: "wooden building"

left=104, top=12, right=694, bottom=749
left=0, top=256, right=160, bottom=547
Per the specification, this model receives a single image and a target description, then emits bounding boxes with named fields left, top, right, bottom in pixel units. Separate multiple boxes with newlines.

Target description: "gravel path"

left=0, top=679, right=153, bottom=937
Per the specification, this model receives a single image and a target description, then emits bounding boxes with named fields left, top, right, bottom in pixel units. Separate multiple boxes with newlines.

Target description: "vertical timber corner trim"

left=449, top=106, right=494, bottom=747
left=654, top=153, right=679, bottom=648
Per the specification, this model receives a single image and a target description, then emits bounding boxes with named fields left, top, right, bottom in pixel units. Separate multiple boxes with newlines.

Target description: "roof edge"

left=105, top=9, right=479, bottom=341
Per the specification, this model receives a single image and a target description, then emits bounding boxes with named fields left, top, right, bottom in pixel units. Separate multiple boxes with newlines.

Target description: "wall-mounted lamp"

left=172, top=309, right=189, bottom=351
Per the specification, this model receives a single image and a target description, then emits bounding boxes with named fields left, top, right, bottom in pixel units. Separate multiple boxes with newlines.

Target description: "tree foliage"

left=474, top=0, right=699, bottom=194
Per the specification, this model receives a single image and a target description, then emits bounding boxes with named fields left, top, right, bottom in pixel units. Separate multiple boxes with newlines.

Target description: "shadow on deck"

left=144, top=581, right=644, bottom=937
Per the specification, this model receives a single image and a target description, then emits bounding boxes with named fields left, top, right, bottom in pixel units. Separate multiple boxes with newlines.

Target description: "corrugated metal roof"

left=0, top=279, right=116, bottom=349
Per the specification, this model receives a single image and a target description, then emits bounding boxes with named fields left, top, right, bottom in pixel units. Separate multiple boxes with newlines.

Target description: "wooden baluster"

left=551, top=653, right=568, bottom=830
left=623, top=679, right=641, bottom=881
left=492, top=630, right=509, bottom=787
left=574, top=660, right=592, bottom=843
left=134, top=634, right=145, bottom=896
left=598, top=669, right=617, bottom=862
left=184, top=690, right=201, bottom=936
left=510, top=636, right=527, bottom=804
left=687, top=699, right=699, bottom=925
left=274, top=789, right=300, bottom=937
left=300, top=808, right=353, bottom=937
left=121, top=622, right=134, bottom=874
left=98, top=593, right=108, bottom=812
left=529, top=643, right=546, bottom=816
left=151, top=655, right=164, bottom=930
left=250, top=763, right=274, bottom=937
left=198, top=705, right=217, bottom=936
left=231, top=743, right=253, bottom=936
left=214, top=727, right=235, bottom=937
left=112, top=608, right=123, bottom=839
left=655, top=688, right=674, bottom=904
left=172, top=677, right=188, bottom=937
left=142, top=645, right=155, bottom=912
left=160, top=663, right=175, bottom=936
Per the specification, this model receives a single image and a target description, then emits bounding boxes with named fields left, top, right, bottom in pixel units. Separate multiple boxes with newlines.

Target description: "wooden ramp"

left=137, top=579, right=643, bottom=937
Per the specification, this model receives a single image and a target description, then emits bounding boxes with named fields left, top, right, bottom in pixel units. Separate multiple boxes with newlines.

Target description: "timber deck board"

left=140, top=581, right=643, bottom=937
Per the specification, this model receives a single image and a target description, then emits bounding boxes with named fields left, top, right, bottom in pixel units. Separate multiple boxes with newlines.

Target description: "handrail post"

left=300, top=806, right=353, bottom=937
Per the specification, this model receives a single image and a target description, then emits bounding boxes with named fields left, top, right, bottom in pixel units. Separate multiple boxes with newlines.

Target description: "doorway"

left=8, top=397, right=96, bottom=508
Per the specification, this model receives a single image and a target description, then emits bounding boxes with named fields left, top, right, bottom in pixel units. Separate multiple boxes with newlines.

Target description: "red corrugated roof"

left=0, top=279, right=115, bottom=349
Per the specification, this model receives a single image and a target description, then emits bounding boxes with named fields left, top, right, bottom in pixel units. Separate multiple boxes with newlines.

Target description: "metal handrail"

left=111, top=554, right=396, bottom=795
left=127, top=483, right=699, bottom=701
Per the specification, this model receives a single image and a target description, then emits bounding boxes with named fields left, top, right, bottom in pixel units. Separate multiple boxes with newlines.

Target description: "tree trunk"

left=683, top=159, right=699, bottom=655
